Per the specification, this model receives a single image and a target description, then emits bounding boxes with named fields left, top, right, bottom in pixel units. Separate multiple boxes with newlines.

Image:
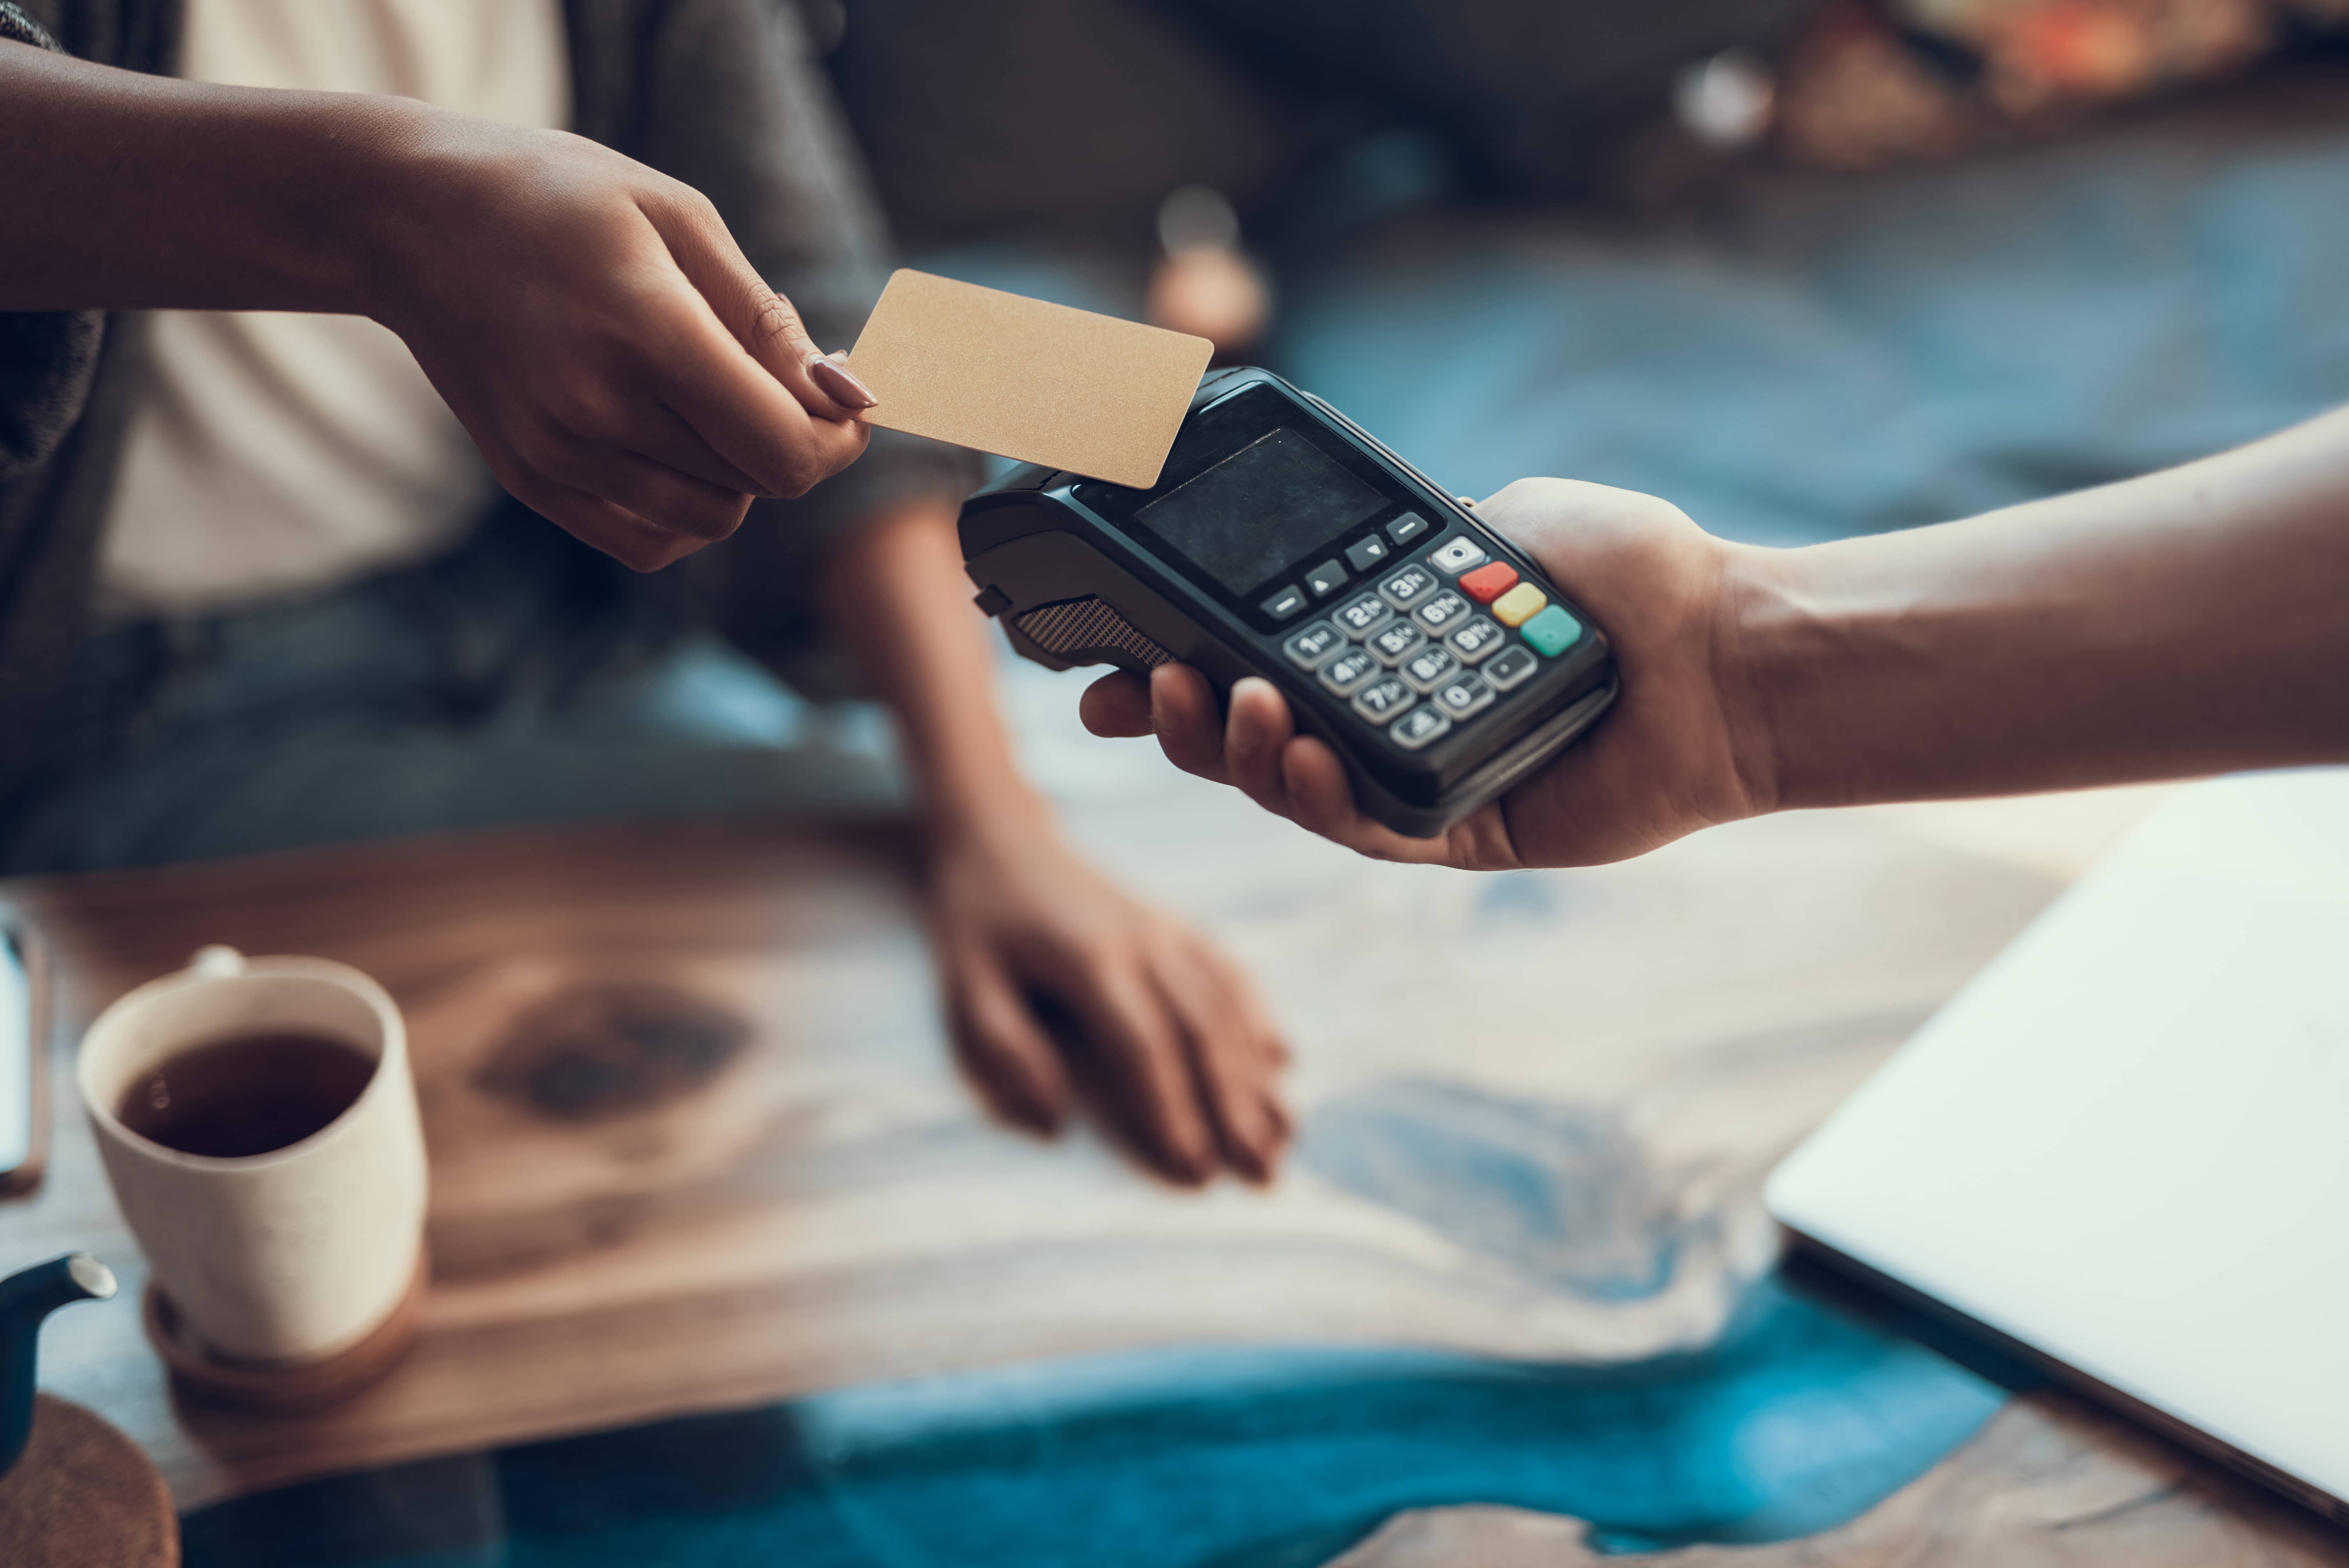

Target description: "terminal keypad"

left=1277, top=529, right=1588, bottom=753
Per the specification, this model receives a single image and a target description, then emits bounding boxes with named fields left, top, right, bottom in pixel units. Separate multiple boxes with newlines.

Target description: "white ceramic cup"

left=77, top=946, right=428, bottom=1364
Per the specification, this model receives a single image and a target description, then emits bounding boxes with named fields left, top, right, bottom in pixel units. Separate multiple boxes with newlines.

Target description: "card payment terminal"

left=959, top=367, right=1619, bottom=837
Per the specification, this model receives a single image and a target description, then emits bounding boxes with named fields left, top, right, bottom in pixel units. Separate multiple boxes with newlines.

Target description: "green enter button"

left=1519, top=604, right=1583, bottom=657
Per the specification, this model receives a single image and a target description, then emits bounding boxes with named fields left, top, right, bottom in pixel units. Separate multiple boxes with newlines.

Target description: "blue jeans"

left=1, top=517, right=905, bottom=875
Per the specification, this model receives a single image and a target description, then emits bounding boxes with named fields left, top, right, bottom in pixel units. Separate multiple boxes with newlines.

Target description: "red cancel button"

left=1457, top=562, right=1519, bottom=604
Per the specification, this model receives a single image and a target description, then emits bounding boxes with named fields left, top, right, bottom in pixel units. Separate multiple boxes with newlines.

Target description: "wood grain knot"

left=474, top=985, right=751, bottom=1122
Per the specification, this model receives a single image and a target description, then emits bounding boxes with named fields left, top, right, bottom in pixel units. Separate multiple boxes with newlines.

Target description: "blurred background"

left=814, top=0, right=2349, bottom=545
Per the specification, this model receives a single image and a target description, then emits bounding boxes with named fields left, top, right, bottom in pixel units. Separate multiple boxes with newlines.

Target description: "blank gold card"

left=846, top=270, right=1213, bottom=489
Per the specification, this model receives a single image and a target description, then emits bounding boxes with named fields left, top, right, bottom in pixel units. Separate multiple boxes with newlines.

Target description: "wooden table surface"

left=0, top=665, right=2341, bottom=1564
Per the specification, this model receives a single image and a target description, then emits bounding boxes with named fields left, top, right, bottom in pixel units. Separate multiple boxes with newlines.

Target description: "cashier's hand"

left=370, top=109, right=874, bottom=571
left=925, top=822, right=1291, bottom=1184
left=1080, top=479, right=1766, bottom=869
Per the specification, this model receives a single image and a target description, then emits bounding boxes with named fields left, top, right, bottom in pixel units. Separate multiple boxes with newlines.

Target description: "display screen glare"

left=1135, top=428, right=1387, bottom=595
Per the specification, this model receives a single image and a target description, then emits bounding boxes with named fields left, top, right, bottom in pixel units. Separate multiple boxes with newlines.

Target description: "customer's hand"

left=366, top=109, right=874, bottom=570
left=925, top=818, right=1290, bottom=1184
left=1079, top=479, right=1772, bottom=869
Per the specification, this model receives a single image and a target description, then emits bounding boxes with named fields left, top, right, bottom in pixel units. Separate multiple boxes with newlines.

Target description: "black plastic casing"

left=958, top=367, right=1618, bottom=837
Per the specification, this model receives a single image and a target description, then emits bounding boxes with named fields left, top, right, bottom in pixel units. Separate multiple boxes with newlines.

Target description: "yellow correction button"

left=1490, top=583, right=1549, bottom=627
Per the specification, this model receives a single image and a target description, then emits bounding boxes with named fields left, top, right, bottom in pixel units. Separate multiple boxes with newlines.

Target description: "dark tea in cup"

left=117, top=1032, right=376, bottom=1158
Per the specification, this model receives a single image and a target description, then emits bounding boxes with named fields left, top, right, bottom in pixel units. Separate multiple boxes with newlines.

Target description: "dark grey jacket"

left=0, top=0, right=978, bottom=798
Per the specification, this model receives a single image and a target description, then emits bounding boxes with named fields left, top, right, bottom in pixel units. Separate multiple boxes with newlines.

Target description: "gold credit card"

left=845, top=269, right=1214, bottom=490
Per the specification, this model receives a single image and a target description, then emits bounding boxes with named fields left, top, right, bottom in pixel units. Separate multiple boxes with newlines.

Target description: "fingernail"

left=1147, top=665, right=1177, bottom=733
left=808, top=355, right=878, bottom=410
left=1167, top=1140, right=1213, bottom=1186
left=1229, top=702, right=1269, bottom=761
left=1227, top=1126, right=1270, bottom=1183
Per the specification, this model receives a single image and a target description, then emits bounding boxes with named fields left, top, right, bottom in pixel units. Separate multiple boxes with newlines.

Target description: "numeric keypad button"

left=1318, top=647, right=1379, bottom=695
left=1334, top=592, right=1394, bottom=638
left=1283, top=620, right=1346, bottom=670
left=1351, top=676, right=1414, bottom=722
left=1401, top=645, right=1460, bottom=693
left=1367, top=619, right=1427, bottom=666
left=1433, top=673, right=1493, bottom=719
left=1447, top=616, right=1506, bottom=664
left=1390, top=706, right=1453, bottom=750
left=1482, top=645, right=1538, bottom=691
left=1412, top=590, right=1470, bottom=632
left=1376, top=565, right=1438, bottom=610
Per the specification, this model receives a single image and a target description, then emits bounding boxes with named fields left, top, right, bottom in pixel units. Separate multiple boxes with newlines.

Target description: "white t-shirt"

left=98, top=0, right=570, bottom=616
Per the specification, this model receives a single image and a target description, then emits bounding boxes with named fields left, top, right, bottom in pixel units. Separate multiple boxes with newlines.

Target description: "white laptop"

left=1768, top=767, right=2349, bottom=1524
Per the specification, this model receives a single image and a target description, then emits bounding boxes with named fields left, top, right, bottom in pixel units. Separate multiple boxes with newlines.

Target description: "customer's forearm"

left=0, top=42, right=419, bottom=312
left=1735, top=406, right=2349, bottom=808
left=820, top=499, right=1052, bottom=843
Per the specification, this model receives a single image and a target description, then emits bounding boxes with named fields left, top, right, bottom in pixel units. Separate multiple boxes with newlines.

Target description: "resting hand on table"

left=822, top=499, right=1292, bottom=1185
left=1080, top=479, right=1767, bottom=870
left=925, top=819, right=1290, bottom=1185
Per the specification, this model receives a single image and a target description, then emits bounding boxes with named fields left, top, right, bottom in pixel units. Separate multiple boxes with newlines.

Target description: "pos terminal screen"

left=1135, top=428, right=1386, bottom=595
